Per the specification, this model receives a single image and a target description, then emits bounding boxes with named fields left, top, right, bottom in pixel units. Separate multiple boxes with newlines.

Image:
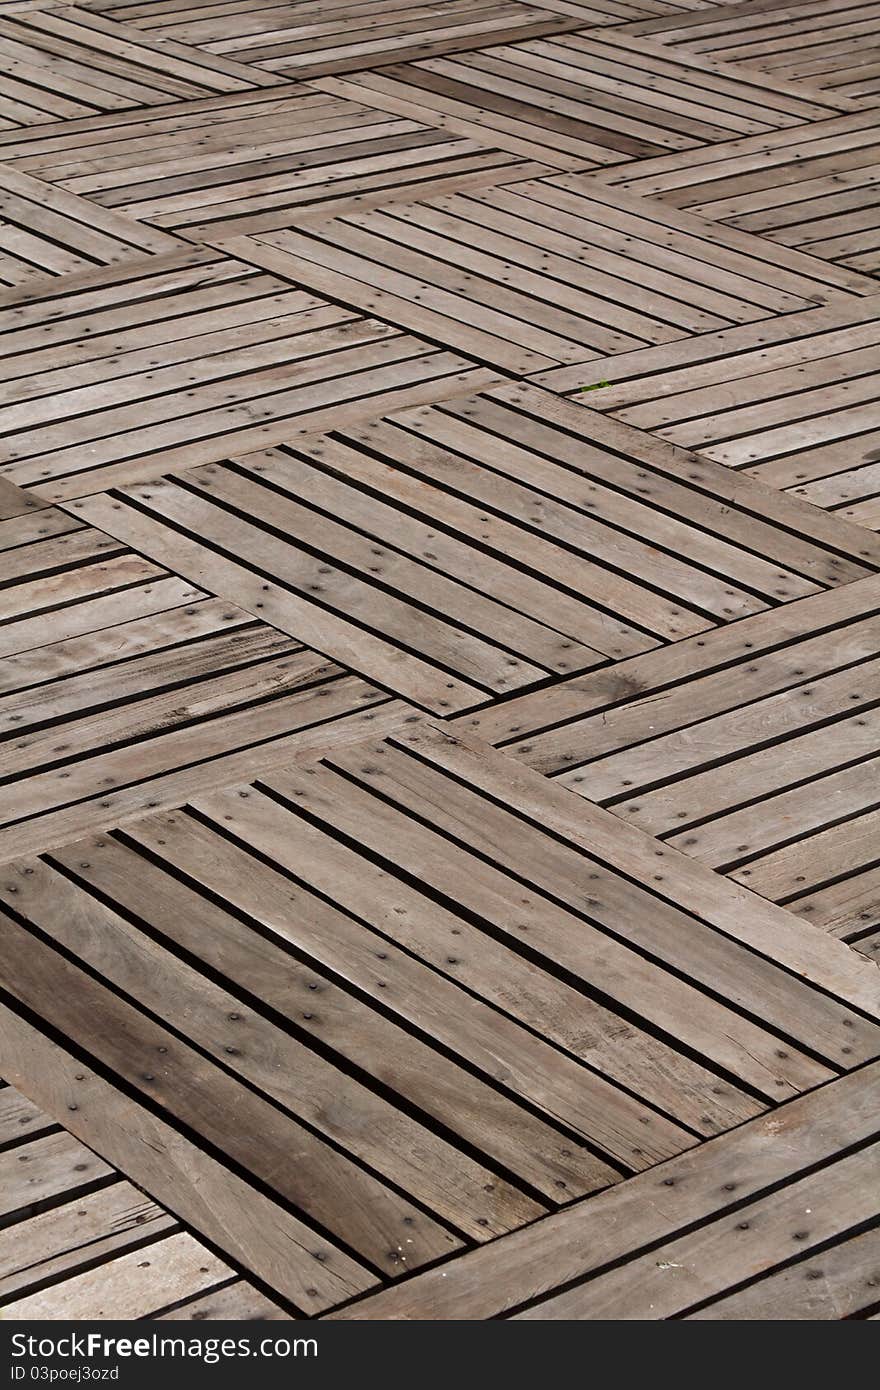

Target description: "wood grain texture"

left=608, top=0, right=880, bottom=109
left=0, top=1079, right=282, bottom=1319
left=1, top=0, right=878, bottom=1323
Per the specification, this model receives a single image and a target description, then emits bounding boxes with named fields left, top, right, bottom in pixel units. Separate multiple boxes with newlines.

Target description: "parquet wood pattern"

left=612, top=0, right=880, bottom=108
left=0, top=0, right=878, bottom=1323
left=0, top=1079, right=285, bottom=1319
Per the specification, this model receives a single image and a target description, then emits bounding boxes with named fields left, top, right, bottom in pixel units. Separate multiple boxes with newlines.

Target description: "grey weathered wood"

left=47, top=826, right=615, bottom=1200
left=687, top=1224, right=880, bottom=1320
left=0, top=1181, right=175, bottom=1301
left=331, top=1061, right=880, bottom=1318
left=2, top=0, right=878, bottom=1321
left=0, top=909, right=461, bottom=1274
left=393, top=722, right=880, bottom=1017
left=517, top=1142, right=880, bottom=1319
left=4, top=1233, right=231, bottom=1320
left=0, top=856, right=544, bottom=1240
left=0, top=1131, right=112, bottom=1218
left=0, top=1002, right=378, bottom=1312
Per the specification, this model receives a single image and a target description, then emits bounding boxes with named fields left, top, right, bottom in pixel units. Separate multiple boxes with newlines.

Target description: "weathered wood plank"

left=2, top=0, right=878, bottom=1323
left=609, top=0, right=880, bottom=110
left=0, top=911, right=462, bottom=1275
left=517, top=1142, right=880, bottom=1318
left=329, top=1061, right=880, bottom=1318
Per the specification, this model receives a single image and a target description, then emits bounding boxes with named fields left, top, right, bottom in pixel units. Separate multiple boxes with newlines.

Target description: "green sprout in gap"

left=580, top=380, right=610, bottom=392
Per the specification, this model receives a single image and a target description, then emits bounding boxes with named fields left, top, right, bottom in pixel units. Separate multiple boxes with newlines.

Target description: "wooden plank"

left=70, top=485, right=489, bottom=712
left=0, top=856, right=547, bottom=1242
left=4, top=704, right=859, bottom=1307
left=304, top=17, right=843, bottom=179
left=0, top=506, right=82, bottom=549
left=534, top=289, right=880, bottom=394
left=65, top=371, right=877, bottom=721
left=0, top=6, right=279, bottom=129
left=4, top=1232, right=231, bottom=1320
left=0, top=699, right=411, bottom=864
left=591, top=107, right=880, bottom=196
left=0, top=1082, right=290, bottom=1320
left=469, top=568, right=880, bottom=958
left=330, top=1060, right=880, bottom=1318
left=513, top=171, right=880, bottom=297
left=45, top=825, right=619, bottom=1200
left=2, top=0, right=878, bottom=1321
left=218, top=168, right=875, bottom=378
left=157, top=1281, right=288, bottom=1319
left=0, top=164, right=178, bottom=287
left=321, top=740, right=873, bottom=1066
left=558, top=657, right=880, bottom=806
left=517, top=29, right=846, bottom=125
left=173, top=750, right=839, bottom=1128
left=517, top=1143, right=880, bottom=1318
left=0, top=1080, right=230, bottom=1316
left=0, top=513, right=411, bottom=860
left=534, top=291, right=880, bottom=535
left=790, top=864, right=880, bottom=941
left=0, top=474, right=51, bottom=520
left=0, top=244, right=498, bottom=498
left=308, top=69, right=601, bottom=168
left=0, top=1182, right=177, bottom=1305
left=0, top=574, right=204, bottom=662
left=0, top=1084, right=54, bottom=1145
left=687, top=1224, right=880, bottom=1320
left=230, top=448, right=604, bottom=675
left=608, top=0, right=880, bottom=109
left=131, top=794, right=744, bottom=1148
left=473, top=381, right=880, bottom=576
left=0, top=84, right=550, bottom=240
left=108, top=2, right=590, bottom=82
left=0, top=654, right=393, bottom=846
left=393, top=721, right=880, bottom=1016
left=460, top=572, right=880, bottom=744
left=0, top=910, right=463, bottom=1275
left=0, top=1130, right=112, bottom=1219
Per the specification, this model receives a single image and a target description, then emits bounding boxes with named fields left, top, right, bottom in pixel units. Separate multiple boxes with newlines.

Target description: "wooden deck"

left=0, top=1077, right=287, bottom=1317
left=0, top=0, right=878, bottom=1323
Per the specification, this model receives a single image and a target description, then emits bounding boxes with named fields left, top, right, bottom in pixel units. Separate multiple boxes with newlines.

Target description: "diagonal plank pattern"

left=46, top=377, right=880, bottom=720
left=0, top=2, right=279, bottom=130
left=332, top=1058, right=880, bottom=1318
left=0, top=83, right=554, bottom=239
left=0, top=164, right=178, bottom=286
left=1, top=722, right=877, bottom=1308
left=0, top=0, right=879, bottom=1322
left=535, top=294, right=880, bottom=527
left=297, top=27, right=845, bottom=173
left=196, top=173, right=877, bottom=376
left=72, top=0, right=602, bottom=79
left=462, top=573, right=880, bottom=960
left=592, top=109, right=880, bottom=274
left=611, top=0, right=880, bottom=107
left=0, top=1078, right=285, bottom=1319
left=0, top=244, right=500, bottom=497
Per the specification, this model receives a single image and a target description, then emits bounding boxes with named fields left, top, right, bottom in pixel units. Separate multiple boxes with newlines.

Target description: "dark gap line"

left=719, top=787, right=880, bottom=875
left=0, top=943, right=451, bottom=1287
left=343, top=418, right=714, bottom=634
left=498, top=1131, right=880, bottom=1320
left=257, top=772, right=789, bottom=1108
left=387, top=735, right=880, bottom=1027
left=189, top=791, right=708, bottom=1147
left=487, top=393, right=879, bottom=571
left=49, top=843, right=561, bottom=1215
left=658, top=744, right=880, bottom=842
left=558, top=645, right=880, bottom=785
